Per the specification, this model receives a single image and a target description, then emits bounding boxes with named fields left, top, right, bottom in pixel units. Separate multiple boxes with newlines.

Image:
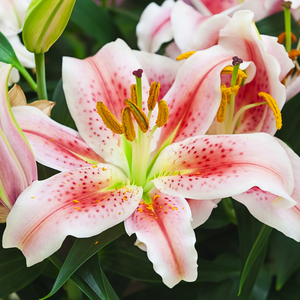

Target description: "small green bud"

left=23, top=0, right=76, bottom=53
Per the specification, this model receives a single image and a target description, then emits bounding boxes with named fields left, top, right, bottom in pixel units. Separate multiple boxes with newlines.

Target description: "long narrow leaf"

left=238, top=225, right=273, bottom=295
left=43, top=223, right=125, bottom=299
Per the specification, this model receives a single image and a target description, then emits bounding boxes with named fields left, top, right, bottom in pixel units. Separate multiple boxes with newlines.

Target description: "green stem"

left=35, top=53, right=48, bottom=100
left=135, top=75, right=143, bottom=142
left=101, top=0, right=107, bottom=8
left=227, top=64, right=240, bottom=132
left=17, top=64, right=37, bottom=92
left=284, top=6, right=292, bottom=52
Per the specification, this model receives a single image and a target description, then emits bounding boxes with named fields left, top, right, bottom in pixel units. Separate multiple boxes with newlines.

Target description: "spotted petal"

left=151, top=133, right=295, bottom=208
left=157, top=45, right=233, bottom=149
left=218, top=10, right=287, bottom=135
left=125, top=188, right=197, bottom=288
left=3, top=164, right=143, bottom=266
left=62, top=39, right=150, bottom=174
left=12, top=106, right=104, bottom=171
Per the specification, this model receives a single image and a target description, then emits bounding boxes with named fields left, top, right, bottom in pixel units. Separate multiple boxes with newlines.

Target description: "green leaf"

left=70, top=0, right=122, bottom=47
left=51, top=79, right=77, bottom=130
left=238, top=225, right=272, bottom=297
left=269, top=230, right=300, bottom=290
left=49, top=253, right=104, bottom=300
left=101, top=244, right=161, bottom=282
left=276, top=92, right=300, bottom=156
left=249, top=266, right=272, bottom=300
left=0, top=32, right=22, bottom=67
left=0, top=247, right=47, bottom=298
left=233, top=201, right=271, bottom=300
left=43, top=223, right=125, bottom=299
left=76, top=254, right=119, bottom=300
left=256, top=11, right=300, bottom=38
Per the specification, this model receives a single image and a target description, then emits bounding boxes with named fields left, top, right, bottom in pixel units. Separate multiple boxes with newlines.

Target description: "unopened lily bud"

left=23, top=0, right=76, bottom=53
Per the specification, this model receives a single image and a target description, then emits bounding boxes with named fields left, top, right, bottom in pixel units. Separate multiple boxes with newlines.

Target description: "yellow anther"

left=124, top=99, right=149, bottom=133
left=217, top=84, right=231, bottom=122
left=96, top=102, right=124, bottom=134
left=221, top=66, right=247, bottom=86
left=288, top=49, right=300, bottom=61
left=217, top=85, right=240, bottom=123
left=156, top=99, right=169, bottom=127
left=258, top=92, right=282, bottom=130
left=176, top=51, right=197, bottom=61
left=153, top=195, right=160, bottom=200
left=146, top=202, right=154, bottom=210
left=130, top=84, right=138, bottom=105
left=148, top=82, right=160, bottom=110
left=122, top=107, right=136, bottom=142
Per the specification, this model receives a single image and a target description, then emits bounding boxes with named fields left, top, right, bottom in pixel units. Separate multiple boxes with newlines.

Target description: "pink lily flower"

left=137, top=0, right=284, bottom=54
left=3, top=38, right=300, bottom=288
left=0, top=64, right=37, bottom=222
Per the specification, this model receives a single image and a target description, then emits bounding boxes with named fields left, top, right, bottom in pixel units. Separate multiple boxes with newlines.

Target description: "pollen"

left=138, top=208, right=143, bottom=213
left=146, top=202, right=154, bottom=210
left=221, top=66, right=247, bottom=86
left=156, top=100, right=169, bottom=127
left=176, top=51, right=197, bottom=61
left=92, top=164, right=98, bottom=168
left=148, top=82, right=160, bottom=110
left=73, top=200, right=79, bottom=203
left=125, top=99, right=149, bottom=133
left=288, top=49, right=300, bottom=61
left=130, top=84, right=138, bottom=105
left=96, top=102, right=124, bottom=134
left=153, top=195, right=160, bottom=200
left=122, top=107, right=136, bottom=142
left=31, top=196, right=35, bottom=199
left=258, top=92, right=282, bottom=130
left=102, top=167, right=107, bottom=171
left=95, top=241, right=99, bottom=245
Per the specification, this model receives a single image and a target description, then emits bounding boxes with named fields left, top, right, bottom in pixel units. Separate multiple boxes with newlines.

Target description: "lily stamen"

left=130, top=84, right=138, bottom=105
left=176, top=51, right=197, bottom=61
left=96, top=101, right=124, bottom=134
left=122, top=107, right=136, bottom=142
left=125, top=99, right=149, bottom=133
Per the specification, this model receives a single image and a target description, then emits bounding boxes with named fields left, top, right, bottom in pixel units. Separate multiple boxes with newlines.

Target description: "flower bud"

left=23, top=0, right=76, bottom=53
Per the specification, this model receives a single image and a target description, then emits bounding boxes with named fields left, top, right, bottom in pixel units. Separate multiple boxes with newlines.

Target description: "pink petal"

left=133, top=50, right=179, bottom=100
left=286, top=74, right=300, bottom=101
left=219, top=11, right=287, bottom=135
left=233, top=187, right=300, bottom=241
left=125, top=188, right=197, bottom=287
left=191, top=0, right=238, bottom=15
left=165, top=42, right=181, bottom=60
left=260, top=35, right=294, bottom=83
left=0, top=65, right=36, bottom=206
left=275, top=139, right=300, bottom=203
left=62, top=39, right=148, bottom=173
left=171, top=1, right=208, bottom=52
left=187, top=199, right=220, bottom=229
left=151, top=133, right=295, bottom=208
left=12, top=106, right=104, bottom=171
left=3, top=164, right=143, bottom=266
left=136, top=0, right=175, bottom=53
left=157, top=45, right=233, bottom=149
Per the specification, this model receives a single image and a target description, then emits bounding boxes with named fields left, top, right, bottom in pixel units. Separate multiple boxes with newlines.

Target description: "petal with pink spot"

left=125, top=188, right=197, bottom=288
left=3, top=164, right=143, bottom=266
left=157, top=45, right=233, bottom=149
left=12, top=106, right=104, bottom=171
left=219, top=11, right=287, bottom=135
left=62, top=39, right=150, bottom=173
left=151, top=133, right=295, bottom=208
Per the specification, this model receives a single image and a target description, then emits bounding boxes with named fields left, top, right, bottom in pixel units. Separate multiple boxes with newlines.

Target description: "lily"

left=0, top=64, right=37, bottom=222
left=137, top=0, right=284, bottom=55
left=3, top=39, right=300, bottom=288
